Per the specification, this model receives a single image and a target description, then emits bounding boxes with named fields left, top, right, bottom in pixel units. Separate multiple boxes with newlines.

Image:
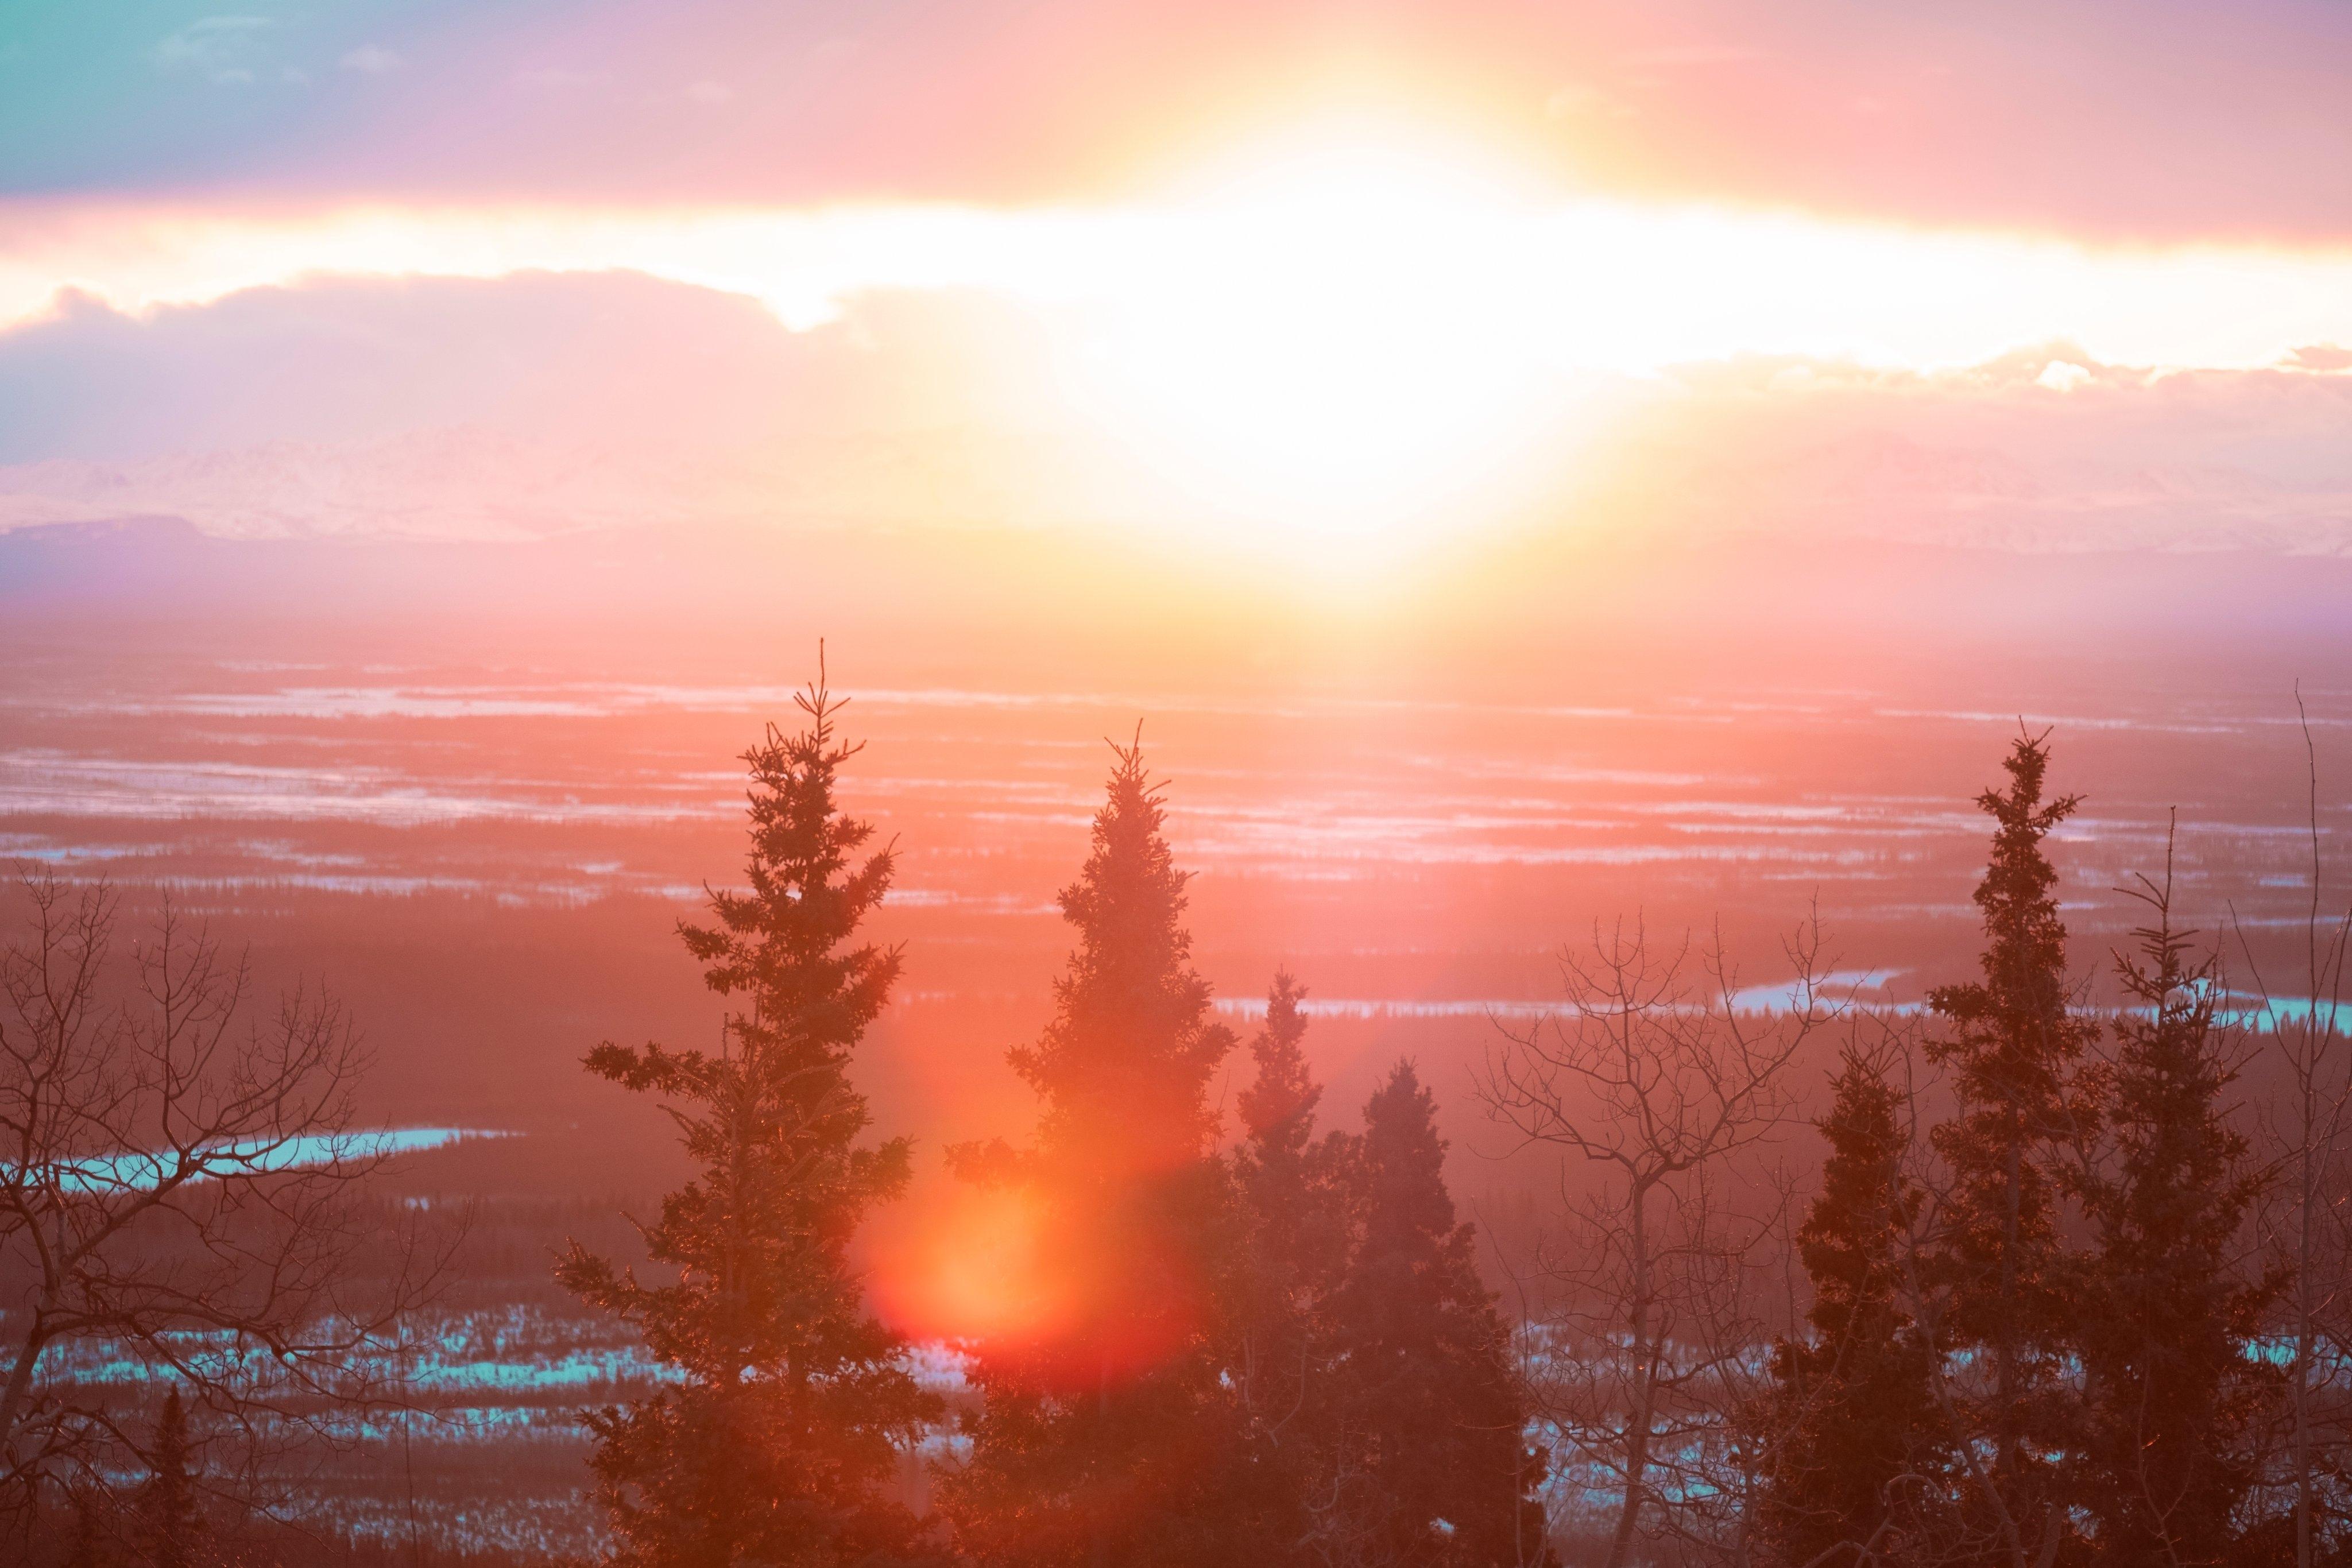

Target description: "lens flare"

left=871, top=1184, right=1070, bottom=1345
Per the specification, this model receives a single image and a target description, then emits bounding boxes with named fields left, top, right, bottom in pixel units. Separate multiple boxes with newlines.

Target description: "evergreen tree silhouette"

left=938, top=738, right=1244, bottom=1568
left=136, top=1389, right=199, bottom=1568
left=1232, top=974, right=1347, bottom=1432
left=2074, top=850, right=2276, bottom=1562
left=1321, top=1062, right=1550, bottom=1568
left=1924, top=731, right=2100, bottom=1559
left=1228, top=974, right=1356, bottom=1566
left=1751, top=1046, right=1944, bottom=1566
left=559, top=659, right=941, bottom=1568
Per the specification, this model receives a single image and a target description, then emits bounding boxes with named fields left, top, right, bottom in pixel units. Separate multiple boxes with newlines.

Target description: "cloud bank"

left=0, top=270, right=2343, bottom=556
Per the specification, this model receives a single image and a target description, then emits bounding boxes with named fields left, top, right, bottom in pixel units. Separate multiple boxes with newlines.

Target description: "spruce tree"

left=1924, top=731, right=2100, bottom=1560
left=1229, top=974, right=1356, bottom=1565
left=1751, top=1046, right=1944, bottom=1567
left=136, top=1389, right=199, bottom=1568
left=1320, top=1062, right=1550, bottom=1568
left=2074, top=862, right=2274, bottom=1563
left=1232, top=974, right=1349, bottom=1439
left=938, top=740, right=1244, bottom=1568
left=559, top=665, right=940, bottom=1568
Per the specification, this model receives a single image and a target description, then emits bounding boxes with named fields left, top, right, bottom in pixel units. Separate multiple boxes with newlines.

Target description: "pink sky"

left=11, top=1, right=2351, bottom=242
left=1, top=1, right=2347, bottom=577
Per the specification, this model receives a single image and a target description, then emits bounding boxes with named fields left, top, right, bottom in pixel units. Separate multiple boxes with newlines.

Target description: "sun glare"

left=1075, top=131, right=1565, bottom=548
left=7, top=107, right=2351, bottom=566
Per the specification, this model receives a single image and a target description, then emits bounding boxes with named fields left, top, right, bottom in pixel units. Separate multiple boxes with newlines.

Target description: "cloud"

left=0, top=270, right=1077, bottom=460
left=0, top=274, right=2346, bottom=556
left=0, top=274, right=804, bottom=464
left=339, top=44, right=403, bottom=76
left=153, top=15, right=269, bottom=85
left=1601, top=350, right=2352, bottom=554
left=0, top=276, right=1112, bottom=541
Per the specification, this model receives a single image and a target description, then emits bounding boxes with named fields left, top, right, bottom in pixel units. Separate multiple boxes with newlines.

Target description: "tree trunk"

left=1998, top=1112, right=2024, bottom=1484
left=2297, top=1060, right=2316, bottom=1568
left=1606, top=1187, right=1655, bottom=1568
left=0, top=1314, right=48, bottom=1462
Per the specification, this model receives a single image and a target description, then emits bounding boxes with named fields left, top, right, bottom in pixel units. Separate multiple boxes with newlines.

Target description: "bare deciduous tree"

left=2235, top=694, right=2352, bottom=1567
left=1479, top=918, right=1836, bottom=1568
left=0, top=872, right=453, bottom=1524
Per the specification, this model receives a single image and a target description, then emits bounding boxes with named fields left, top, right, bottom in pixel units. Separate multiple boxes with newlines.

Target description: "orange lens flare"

left=871, top=1177, right=1213, bottom=1387
left=872, top=1184, right=1070, bottom=1346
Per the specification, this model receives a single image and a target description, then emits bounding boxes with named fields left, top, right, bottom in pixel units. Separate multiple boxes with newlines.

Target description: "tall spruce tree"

left=136, top=1389, right=199, bottom=1568
left=1320, top=1062, right=1551, bottom=1568
left=938, top=740, right=1244, bottom=1568
left=1230, top=974, right=1356, bottom=1566
left=1232, top=974, right=1350, bottom=1442
left=2074, top=858, right=2274, bottom=1564
left=1751, top=1046, right=1944, bottom=1567
left=559, top=665, right=939, bottom=1568
left=1924, top=731, right=2100, bottom=1562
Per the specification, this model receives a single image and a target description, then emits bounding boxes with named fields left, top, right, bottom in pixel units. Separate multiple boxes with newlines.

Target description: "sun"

left=1073, top=125, right=1570, bottom=555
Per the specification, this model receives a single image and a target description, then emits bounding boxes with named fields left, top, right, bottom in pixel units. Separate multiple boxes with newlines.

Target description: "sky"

left=9, top=0, right=2350, bottom=233
left=1, top=0, right=2349, bottom=562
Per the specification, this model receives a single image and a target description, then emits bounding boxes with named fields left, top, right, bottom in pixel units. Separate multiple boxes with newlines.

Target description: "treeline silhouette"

left=12, top=665, right=2352, bottom=1568
left=545, top=668, right=2347, bottom=1568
